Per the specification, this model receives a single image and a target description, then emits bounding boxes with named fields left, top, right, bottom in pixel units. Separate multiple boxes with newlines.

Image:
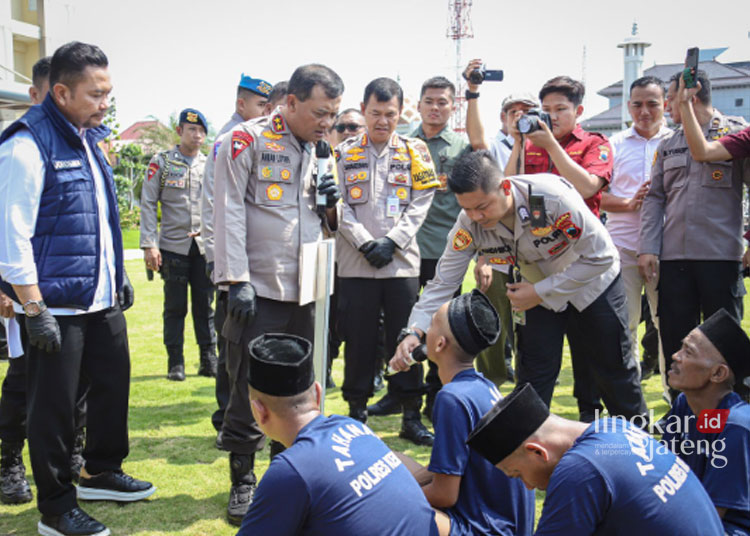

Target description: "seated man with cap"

left=661, top=308, right=750, bottom=535
left=390, top=289, right=534, bottom=536
left=237, top=333, right=443, bottom=535
left=467, top=383, right=724, bottom=535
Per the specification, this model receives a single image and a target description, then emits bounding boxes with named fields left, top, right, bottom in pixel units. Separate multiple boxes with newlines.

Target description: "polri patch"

left=554, top=212, right=581, bottom=240
left=280, top=169, right=291, bottom=180
left=147, top=162, right=159, bottom=181
left=232, top=131, right=254, bottom=160
left=452, top=229, right=473, bottom=251
left=350, top=186, right=363, bottom=199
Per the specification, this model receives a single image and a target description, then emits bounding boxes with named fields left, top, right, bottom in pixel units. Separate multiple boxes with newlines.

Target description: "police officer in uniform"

left=202, top=75, right=272, bottom=444
left=336, top=77, right=439, bottom=445
left=639, top=70, right=749, bottom=401
left=395, top=151, right=647, bottom=420
left=212, top=64, right=343, bottom=525
left=238, top=333, right=443, bottom=536
left=140, top=108, right=215, bottom=381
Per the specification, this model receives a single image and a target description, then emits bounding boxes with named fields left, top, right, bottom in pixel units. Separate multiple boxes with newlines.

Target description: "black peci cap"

left=248, top=333, right=314, bottom=396
left=698, top=309, right=750, bottom=379
left=466, top=383, right=549, bottom=465
left=447, top=289, right=500, bottom=356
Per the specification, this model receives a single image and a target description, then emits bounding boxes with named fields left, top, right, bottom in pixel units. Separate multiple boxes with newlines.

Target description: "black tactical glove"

left=25, top=309, right=62, bottom=353
left=205, top=261, right=214, bottom=283
left=317, top=173, right=341, bottom=208
left=228, top=282, right=257, bottom=326
left=118, top=270, right=135, bottom=311
left=363, top=237, right=397, bottom=269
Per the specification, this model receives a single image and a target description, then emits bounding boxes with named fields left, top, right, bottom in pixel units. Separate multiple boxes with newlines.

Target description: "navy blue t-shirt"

left=429, top=369, right=535, bottom=536
left=237, top=415, right=439, bottom=536
left=662, top=392, right=750, bottom=536
left=535, top=418, right=724, bottom=536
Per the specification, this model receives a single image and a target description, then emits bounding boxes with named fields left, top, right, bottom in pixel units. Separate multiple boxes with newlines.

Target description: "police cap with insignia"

left=466, top=383, right=550, bottom=465
left=179, top=108, right=208, bottom=133
left=448, top=289, right=500, bottom=356
left=239, top=74, right=273, bottom=98
left=698, top=308, right=750, bottom=379
left=248, top=333, right=314, bottom=396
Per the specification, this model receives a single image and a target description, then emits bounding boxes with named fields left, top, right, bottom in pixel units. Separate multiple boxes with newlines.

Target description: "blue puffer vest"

left=0, top=94, right=123, bottom=308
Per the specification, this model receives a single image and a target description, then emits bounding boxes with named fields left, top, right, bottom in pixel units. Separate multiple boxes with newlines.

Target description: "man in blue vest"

left=0, top=42, right=154, bottom=536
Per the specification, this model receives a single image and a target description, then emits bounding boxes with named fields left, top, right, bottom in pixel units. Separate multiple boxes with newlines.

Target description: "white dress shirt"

left=606, top=125, right=672, bottom=251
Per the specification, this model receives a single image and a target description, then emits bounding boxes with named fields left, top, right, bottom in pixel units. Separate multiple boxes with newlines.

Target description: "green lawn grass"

left=0, top=260, right=747, bottom=535
left=122, top=228, right=140, bottom=250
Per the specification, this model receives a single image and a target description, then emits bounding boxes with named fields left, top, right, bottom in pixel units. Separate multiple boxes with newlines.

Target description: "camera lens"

left=468, top=69, right=484, bottom=85
left=518, top=116, right=533, bottom=134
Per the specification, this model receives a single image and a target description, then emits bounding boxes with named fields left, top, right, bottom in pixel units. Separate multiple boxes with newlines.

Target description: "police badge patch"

left=452, top=229, right=473, bottom=251
left=232, top=131, right=254, bottom=160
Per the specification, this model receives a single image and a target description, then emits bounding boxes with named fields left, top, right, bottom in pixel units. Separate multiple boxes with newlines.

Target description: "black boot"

left=198, top=344, right=218, bottom=378
left=399, top=399, right=434, bottom=446
left=348, top=400, right=367, bottom=424
left=167, top=345, right=185, bottom=381
left=227, top=453, right=257, bottom=526
left=422, top=392, right=435, bottom=423
left=367, top=392, right=401, bottom=416
left=0, top=440, right=32, bottom=504
left=70, top=427, right=85, bottom=484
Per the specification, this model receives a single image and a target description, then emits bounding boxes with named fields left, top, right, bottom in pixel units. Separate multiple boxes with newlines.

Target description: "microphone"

left=386, top=344, right=428, bottom=376
left=315, top=140, right=330, bottom=211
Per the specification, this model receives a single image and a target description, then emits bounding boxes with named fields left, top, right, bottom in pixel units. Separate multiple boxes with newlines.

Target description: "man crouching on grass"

left=389, top=289, right=535, bottom=536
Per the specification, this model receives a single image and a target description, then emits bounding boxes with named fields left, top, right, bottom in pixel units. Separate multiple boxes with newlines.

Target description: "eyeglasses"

left=334, top=123, right=363, bottom=133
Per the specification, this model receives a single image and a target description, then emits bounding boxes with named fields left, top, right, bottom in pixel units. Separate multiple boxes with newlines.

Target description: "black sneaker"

left=38, top=507, right=109, bottom=536
left=167, top=365, right=186, bottom=381
left=77, top=470, right=156, bottom=502
left=226, top=482, right=256, bottom=526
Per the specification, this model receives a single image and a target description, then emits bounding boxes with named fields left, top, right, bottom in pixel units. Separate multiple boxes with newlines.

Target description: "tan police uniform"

left=409, top=173, right=647, bottom=417
left=639, top=109, right=750, bottom=393
left=336, top=132, right=438, bottom=406
left=140, top=147, right=215, bottom=368
left=212, top=106, right=336, bottom=457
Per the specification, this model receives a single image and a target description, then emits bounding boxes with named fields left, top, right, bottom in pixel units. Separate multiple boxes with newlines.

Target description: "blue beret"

left=239, top=74, right=273, bottom=97
left=179, top=108, right=207, bottom=132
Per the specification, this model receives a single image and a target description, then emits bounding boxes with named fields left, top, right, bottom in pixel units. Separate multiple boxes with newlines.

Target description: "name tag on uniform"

left=386, top=196, right=400, bottom=218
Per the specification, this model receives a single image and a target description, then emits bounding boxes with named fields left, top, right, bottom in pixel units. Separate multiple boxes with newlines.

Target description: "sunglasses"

left=334, top=123, right=363, bottom=133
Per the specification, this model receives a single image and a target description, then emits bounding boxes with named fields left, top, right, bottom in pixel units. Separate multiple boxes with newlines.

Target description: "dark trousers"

left=419, top=259, right=461, bottom=398
left=515, top=274, right=647, bottom=419
left=221, top=297, right=314, bottom=455
left=212, top=290, right=230, bottom=433
left=339, top=277, right=422, bottom=403
left=0, top=354, right=88, bottom=444
left=20, top=306, right=130, bottom=516
left=658, top=260, right=744, bottom=397
left=161, top=240, right=216, bottom=355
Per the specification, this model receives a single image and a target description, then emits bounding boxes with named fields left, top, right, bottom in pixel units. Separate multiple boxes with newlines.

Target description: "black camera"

left=465, top=66, right=504, bottom=85
left=517, top=108, right=552, bottom=134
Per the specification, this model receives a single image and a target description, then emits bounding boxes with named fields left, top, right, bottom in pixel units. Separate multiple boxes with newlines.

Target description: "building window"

left=736, top=98, right=744, bottom=107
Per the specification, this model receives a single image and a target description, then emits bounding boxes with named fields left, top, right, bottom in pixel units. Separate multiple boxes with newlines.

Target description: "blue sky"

left=47, top=0, right=750, bottom=135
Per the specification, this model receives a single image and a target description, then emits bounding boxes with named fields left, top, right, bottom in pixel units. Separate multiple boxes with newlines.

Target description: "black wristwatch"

left=465, top=90, right=480, bottom=100
left=22, top=299, right=47, bottom=317
left=397, top=327, right=424, bottom=345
